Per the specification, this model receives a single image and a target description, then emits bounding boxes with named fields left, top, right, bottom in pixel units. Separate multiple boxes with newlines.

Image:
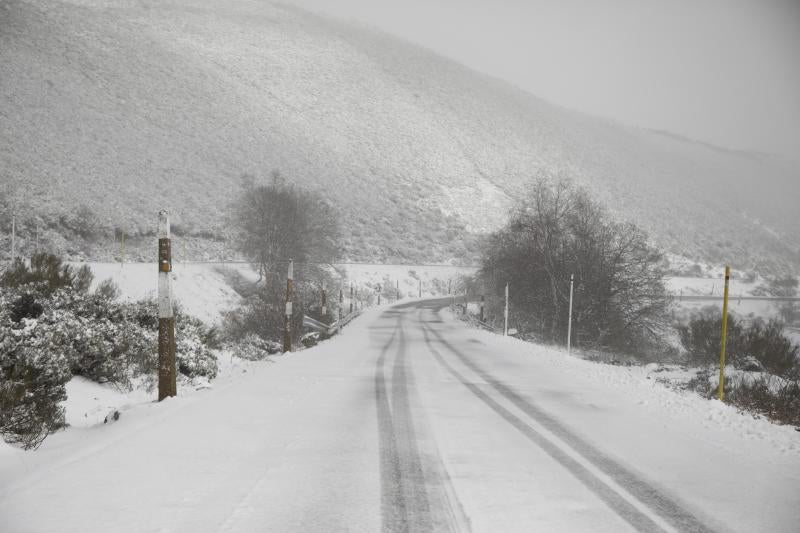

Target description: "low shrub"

left=678, top=309, right=799, bottom=378
left=1, top=256, right=221, bottom=448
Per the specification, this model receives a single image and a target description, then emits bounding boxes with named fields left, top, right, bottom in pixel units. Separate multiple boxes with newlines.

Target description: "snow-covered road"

left=1, top=299, right=798, bottom=532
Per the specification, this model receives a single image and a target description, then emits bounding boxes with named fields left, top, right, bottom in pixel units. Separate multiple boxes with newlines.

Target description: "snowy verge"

left=444, top=308, right=800, bottom=457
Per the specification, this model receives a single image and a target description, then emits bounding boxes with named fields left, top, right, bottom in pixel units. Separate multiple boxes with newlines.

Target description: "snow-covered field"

left=1, top=298, right=798, bottom=532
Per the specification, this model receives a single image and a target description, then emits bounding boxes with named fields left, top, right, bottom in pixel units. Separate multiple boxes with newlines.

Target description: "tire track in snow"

left=418, top=304, right=716, bottom=533
left=374, top=310, right=468, bottom=532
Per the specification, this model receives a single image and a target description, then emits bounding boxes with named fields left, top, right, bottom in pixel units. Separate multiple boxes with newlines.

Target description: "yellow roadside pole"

left=717, top=265, right=731, bottom=401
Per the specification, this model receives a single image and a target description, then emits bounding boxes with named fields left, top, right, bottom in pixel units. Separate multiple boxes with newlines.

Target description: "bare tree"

left=228, top=172, right=343, bottom=342
left=234, top=172, right=341, bottom=283
left=479, top=177, right=671, bottom=353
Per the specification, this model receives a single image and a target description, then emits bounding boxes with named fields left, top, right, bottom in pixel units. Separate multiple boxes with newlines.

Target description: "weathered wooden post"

left=157, top=211, right=176, bottom=400
left=321, top=282, right=327, bottom=318
left=504, top=282, right=509, bottom=336
left=718, top=266, right=731, bottom=401
left=283, top=259, right=293, bottom=352
left=567, top=274, right=574, bottom=355
left=480, top=294, right=485, bottom=322
left=349, top=283, right=354, bottom=314
left=338, top=288, right=343, bottom=322
left=10, top=215, right=15, bottom=263
left=377, top=284, right=381, bottom=306
left=418, top=279, right=422, bottom=298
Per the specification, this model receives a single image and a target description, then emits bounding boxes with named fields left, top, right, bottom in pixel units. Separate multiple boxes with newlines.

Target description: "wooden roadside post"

left=157, top=211, right=176, bottom=401
left=504, top=282, right=509, bottom=336
left=567, top=274, right=574, bottom=355
left=718, top=265, right=731, bottom=401
left=283, top=259, right=294, bottom=352
left=338, top=288, right=343, bottom=322
left=480, top=294, right=485, bottom=322
left=349, top=283, right=354, bottom=314
left=321, top=283, right=327, bottom=319
left=10, top=215, right=15, bottom=263
left=418, top=279, right=422, bottom=298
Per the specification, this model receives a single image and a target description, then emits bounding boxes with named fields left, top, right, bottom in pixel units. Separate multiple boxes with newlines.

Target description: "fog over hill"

left=1, top=0, right=798, bottom=271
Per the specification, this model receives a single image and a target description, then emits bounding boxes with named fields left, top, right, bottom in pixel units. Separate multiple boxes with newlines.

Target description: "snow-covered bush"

left=176, top=315, right=218, bottom=379
left=232, top=334, right=281, bottom=361
left=678, top=309, right=798, bottom=377
left=0, top=310, right=71, bottom=449
left=0, top=256, right=221, bottom=448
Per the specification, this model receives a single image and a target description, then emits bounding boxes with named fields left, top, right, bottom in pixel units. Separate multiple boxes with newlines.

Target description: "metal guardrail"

left=674, top=295, right=800, bottom=302
left=302, top=310, right=361, bottom=337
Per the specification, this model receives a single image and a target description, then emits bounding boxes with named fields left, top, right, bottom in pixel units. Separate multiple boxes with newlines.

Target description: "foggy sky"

left=285, top=0, right=800, bottom=158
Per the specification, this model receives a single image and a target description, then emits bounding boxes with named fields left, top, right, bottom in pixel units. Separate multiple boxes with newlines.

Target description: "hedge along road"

left=3, top=299, right=797, bottom=532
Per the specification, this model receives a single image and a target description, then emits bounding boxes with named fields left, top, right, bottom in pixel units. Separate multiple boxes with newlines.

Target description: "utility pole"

left=718, top=266, right=731, bottom=401
left=504, top=282, right=509, bottom=336
left=157, top=211, right=176, bottom=401
left=283, top=259, right=293, bottom=352
left=10, top=215, right=15, bottom=264
left=567, top=274, right=574, bottom=355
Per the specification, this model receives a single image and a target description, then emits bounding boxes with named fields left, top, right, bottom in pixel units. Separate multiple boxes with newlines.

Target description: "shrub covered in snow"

left=231, top=334, right=282, bottom=361
left=1, top=254, right=221, bottom=448
left=0, top=313, right=71, bottom=449
left=678, top=309, right=799, bottom=377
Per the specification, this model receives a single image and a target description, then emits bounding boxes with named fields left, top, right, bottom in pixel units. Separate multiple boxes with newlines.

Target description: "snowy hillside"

left=1, top=0, right=798, bottom=270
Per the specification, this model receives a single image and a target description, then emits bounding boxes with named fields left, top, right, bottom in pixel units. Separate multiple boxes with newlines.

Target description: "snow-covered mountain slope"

left=1, top=0, right=798, bottom=269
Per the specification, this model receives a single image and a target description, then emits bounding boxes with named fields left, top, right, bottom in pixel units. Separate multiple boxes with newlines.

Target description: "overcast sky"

left=285, top=0, right=800, bottom=158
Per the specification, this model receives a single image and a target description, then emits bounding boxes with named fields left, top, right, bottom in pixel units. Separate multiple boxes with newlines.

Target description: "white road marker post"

left=504, top=282, right=509, bottom=336
left=567, top=274, right=574, bottom=355
left=283, top=259, right=293, bottom=353
left=157, top=211, right=176, bottom=401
